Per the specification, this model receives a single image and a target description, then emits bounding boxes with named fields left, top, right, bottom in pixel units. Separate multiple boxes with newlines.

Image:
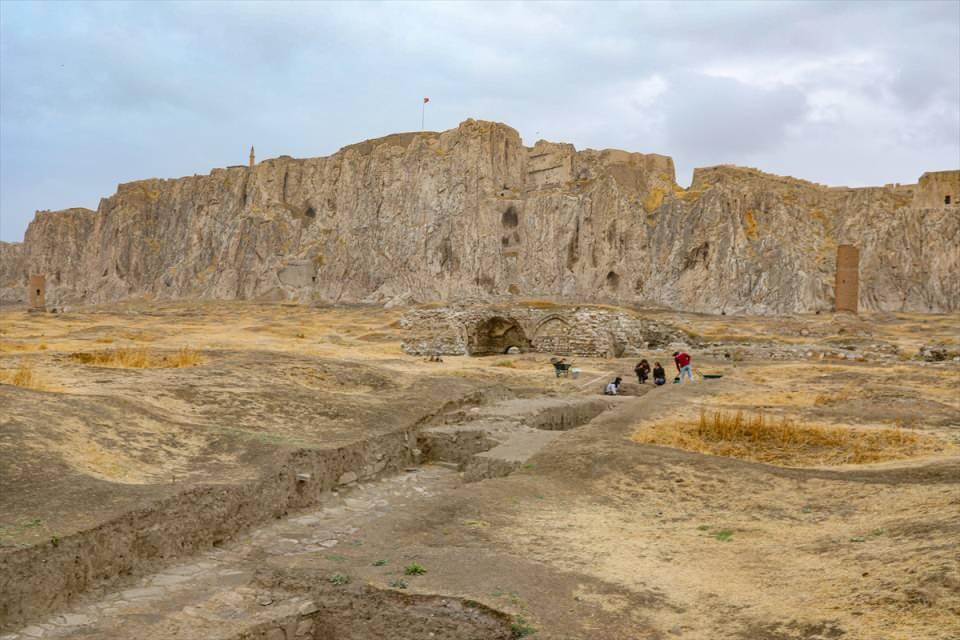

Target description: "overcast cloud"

left=1, top=0, right=958, bottom=241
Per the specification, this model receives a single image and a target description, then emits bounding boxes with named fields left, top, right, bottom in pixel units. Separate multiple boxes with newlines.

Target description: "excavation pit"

left=232, top=584, right=515, bottom=640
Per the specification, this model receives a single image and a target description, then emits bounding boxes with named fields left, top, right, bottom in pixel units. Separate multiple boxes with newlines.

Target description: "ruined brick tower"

left=28, top=274, right=45, bottom=312
left=834, top=245, right=859, bottom=313
left=249, top=146, right=255, bottom=168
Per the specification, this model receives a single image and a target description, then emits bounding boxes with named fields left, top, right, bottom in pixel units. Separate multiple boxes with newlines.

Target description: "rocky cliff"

left=1, top=119, right=957, bottom=313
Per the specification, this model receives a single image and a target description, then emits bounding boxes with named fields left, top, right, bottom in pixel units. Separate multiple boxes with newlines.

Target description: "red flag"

left=423, top=97, right=430, bottom=104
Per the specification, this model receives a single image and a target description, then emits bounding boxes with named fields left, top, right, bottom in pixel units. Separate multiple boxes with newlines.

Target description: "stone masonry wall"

left=400, top=303, right=691, bottom=357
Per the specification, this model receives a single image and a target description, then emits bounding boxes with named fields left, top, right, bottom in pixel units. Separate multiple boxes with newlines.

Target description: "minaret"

left=249, top=146, right=255, bottom=167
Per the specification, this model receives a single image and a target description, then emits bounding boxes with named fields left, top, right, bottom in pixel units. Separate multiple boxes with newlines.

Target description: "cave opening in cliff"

left=606, top=271, right=620, bottom=291
left=502, top=206, right=519, bottom=228
left=947, top=195, right=952, bottom=205
left=467, top=316, right=530, bottom=356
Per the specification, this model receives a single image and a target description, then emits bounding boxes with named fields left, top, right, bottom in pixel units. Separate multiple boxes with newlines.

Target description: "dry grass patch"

left=0, top=363, right=54, bottom=391
left=633, top=410, right=945, bottom=466
left=0, top=341, right=49, bottom=352
left=69, top=347, right=203, bottom=369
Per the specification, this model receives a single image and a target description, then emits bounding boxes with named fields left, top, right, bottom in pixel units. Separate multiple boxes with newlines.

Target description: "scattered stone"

left=151, top=573, right=193, bottom=587
left=296, top=618, right=315, bottom=636
left=121, top=587, right=165, bottom=600
left=297, top=600, right=319, bottom=616
left=53, top=613, right=93, bottom=626
left=257, top=595, right=274, bottom=606
left=337, top=471, right=358, bottom=485
left=167, top=562, right=215, bottom=576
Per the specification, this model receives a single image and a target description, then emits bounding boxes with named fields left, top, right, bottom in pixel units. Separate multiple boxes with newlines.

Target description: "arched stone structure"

left=467, top=316, right=531, bottom=355
left=532, top=314, right=572, bottom=354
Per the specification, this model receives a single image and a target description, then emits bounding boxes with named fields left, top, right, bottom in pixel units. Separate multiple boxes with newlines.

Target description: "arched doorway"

left=467, top=316, right=530, bottom=356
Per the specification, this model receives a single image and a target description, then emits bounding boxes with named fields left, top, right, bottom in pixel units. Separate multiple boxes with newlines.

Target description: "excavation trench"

left=3, top=391, right=615, bottom=637
left=418, top=396, right=613, bottom=481
left=230, top=581, right=516, bottom=640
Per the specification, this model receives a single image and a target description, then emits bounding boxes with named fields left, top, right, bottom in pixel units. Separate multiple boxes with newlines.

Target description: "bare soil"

left=0, top=301, right=957, bottom=639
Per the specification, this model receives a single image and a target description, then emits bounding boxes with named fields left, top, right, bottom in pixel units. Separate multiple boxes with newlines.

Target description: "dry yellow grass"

left=69, top=347, right=203, bottom=369
left=0, top=363, right=53, bottom=391
left=0, top=341, right=49, bottom=353
left=633, top=410, right=943, bottom=466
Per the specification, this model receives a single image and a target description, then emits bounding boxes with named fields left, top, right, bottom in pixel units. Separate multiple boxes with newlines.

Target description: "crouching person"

left=604, top=377, right=623, bottom=395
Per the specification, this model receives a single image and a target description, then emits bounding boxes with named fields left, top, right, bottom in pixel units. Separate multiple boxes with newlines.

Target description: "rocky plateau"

left=1, top=119, right=957, bottom=313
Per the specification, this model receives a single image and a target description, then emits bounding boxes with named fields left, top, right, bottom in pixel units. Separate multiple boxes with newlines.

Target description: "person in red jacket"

left=673, top=351, right=694, bottom=383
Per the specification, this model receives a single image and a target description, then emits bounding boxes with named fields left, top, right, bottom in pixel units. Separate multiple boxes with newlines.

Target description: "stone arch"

left=467, top=316, right=530, bottom=356
left=532, top=314, right=572, bottom=354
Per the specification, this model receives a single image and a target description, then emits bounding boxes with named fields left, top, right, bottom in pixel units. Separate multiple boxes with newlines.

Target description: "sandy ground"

left=1, top=301, right=958, bottom=639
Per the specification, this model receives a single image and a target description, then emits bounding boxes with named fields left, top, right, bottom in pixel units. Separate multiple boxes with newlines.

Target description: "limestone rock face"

left=0, top=241, right=24, bottom=303
left=1, top=119, right=956, bottom=313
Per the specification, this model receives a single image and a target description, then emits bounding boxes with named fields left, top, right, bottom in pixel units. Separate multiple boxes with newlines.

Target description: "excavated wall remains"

left=400, top=303, right=691, bottom=357
left=1, top=120, right=957, bottom=313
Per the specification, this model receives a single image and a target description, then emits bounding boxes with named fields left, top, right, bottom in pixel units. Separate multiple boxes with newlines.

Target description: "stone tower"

left=249, top=146, right=255, bottom=168
left=834, top=245, right=859, bottom=313
left=28, top=274, right=46, bottom=312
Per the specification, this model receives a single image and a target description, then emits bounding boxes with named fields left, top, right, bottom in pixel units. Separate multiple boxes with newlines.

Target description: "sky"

left=1, top=0, right=958, bottom=242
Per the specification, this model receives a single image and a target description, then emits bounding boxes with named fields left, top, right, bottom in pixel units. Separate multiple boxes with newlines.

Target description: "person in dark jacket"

left=652, top=362, right=666, bottom=386
left=634, top=359, right=650, bottom=384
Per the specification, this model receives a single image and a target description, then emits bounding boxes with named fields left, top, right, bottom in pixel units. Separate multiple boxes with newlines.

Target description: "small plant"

left=494, top=360, right=515, bottom=368
left=712, top=529, right=734, bottom=542
left=372, top=559, right=387, bottom=566
left=329, top=573, right=351, bottom=586
left=463, top=519, right=489, bottom=528
left=388, top=579, right=407, bottom=589
left=325, top=553, right=347, bottom=562
left=511, top=615, right=536, bottom=638
left=404, top=563, right=427, bottom=576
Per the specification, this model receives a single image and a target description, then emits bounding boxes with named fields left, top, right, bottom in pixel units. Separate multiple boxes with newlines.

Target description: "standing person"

left=634, top=359, right=651, bottom=384
left=604, top=376, right=623, bottom=395
left=673, top=350, right=694, bottom=383
left=652, top=362, right=666, bottom=386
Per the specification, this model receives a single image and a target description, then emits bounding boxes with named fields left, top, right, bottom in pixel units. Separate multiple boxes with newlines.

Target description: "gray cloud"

left=1, top=0, right=957, bottom=240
